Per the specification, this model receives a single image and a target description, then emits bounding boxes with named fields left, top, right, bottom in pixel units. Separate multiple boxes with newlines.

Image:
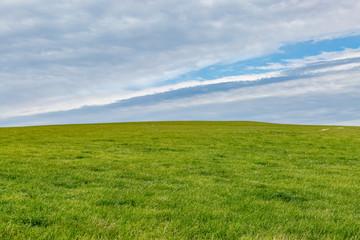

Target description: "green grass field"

left=0, top=121, right=359, bottom=239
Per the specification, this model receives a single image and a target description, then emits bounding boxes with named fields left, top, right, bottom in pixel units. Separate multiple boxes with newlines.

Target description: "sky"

left=1, top=0, right=360, bottom=127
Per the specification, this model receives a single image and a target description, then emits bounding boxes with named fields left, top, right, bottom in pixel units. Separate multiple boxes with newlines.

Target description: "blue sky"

left=1, top=0, right=360, bottom=126
left=165, top=34, right=360, bottom=84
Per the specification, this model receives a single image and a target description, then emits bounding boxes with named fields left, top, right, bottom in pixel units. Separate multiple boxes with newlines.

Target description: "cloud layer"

left=1, top=0, right=360, bottom=119
left=2, top=54, right=360, bottom=127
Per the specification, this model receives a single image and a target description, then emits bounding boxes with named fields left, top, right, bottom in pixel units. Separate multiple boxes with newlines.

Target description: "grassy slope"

left=0, top=121, right=359, bottom=239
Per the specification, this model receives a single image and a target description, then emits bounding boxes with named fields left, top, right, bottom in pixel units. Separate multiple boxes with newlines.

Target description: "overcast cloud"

left=1, top=0, right=360, bottom=119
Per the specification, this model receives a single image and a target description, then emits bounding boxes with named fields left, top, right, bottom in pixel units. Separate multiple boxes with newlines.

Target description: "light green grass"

left=0, top=121, right=359, bottom=239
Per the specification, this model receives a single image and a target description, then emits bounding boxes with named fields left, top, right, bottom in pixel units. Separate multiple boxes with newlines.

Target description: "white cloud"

left=248, top=63, right=287, bottom=70
left=247, top=47, right=360, bottom=71
left=307, top=62, right=360, bottom=74
left=118, top=62, right=360, bottom=116
left=284, top=47, right=360, bottom=67
left=1, top=54, right=360, bottom=127
left=1, top=0, right=360, bottom=119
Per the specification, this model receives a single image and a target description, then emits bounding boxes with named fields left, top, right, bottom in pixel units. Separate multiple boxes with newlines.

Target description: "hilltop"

left=0, top=121, right=359, bottom=239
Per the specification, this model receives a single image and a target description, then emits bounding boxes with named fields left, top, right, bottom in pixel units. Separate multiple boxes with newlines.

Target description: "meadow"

left=0, top=121, right=359, bottom=239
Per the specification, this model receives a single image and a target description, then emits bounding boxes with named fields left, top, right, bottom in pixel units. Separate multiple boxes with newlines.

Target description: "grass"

left=0, top=121, right=359, bottom=239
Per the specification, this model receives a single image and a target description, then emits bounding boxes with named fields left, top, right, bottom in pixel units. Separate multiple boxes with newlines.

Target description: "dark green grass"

left=0, top=121, right=359, bottom=239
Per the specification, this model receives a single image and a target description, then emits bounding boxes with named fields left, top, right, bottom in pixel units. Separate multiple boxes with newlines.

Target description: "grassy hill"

left=0, top=121, right=359, bottom=239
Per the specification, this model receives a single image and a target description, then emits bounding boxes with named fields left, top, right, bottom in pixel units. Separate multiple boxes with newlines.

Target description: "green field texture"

left=0, top=121, right=359, bottom=239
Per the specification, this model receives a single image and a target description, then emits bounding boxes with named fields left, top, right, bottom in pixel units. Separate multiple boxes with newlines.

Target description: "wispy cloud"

left=1, top=0, right=360, bottom=120
left=247, top=47, right=360, bottom=71
left=1, top=54, right=360, bottom=127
